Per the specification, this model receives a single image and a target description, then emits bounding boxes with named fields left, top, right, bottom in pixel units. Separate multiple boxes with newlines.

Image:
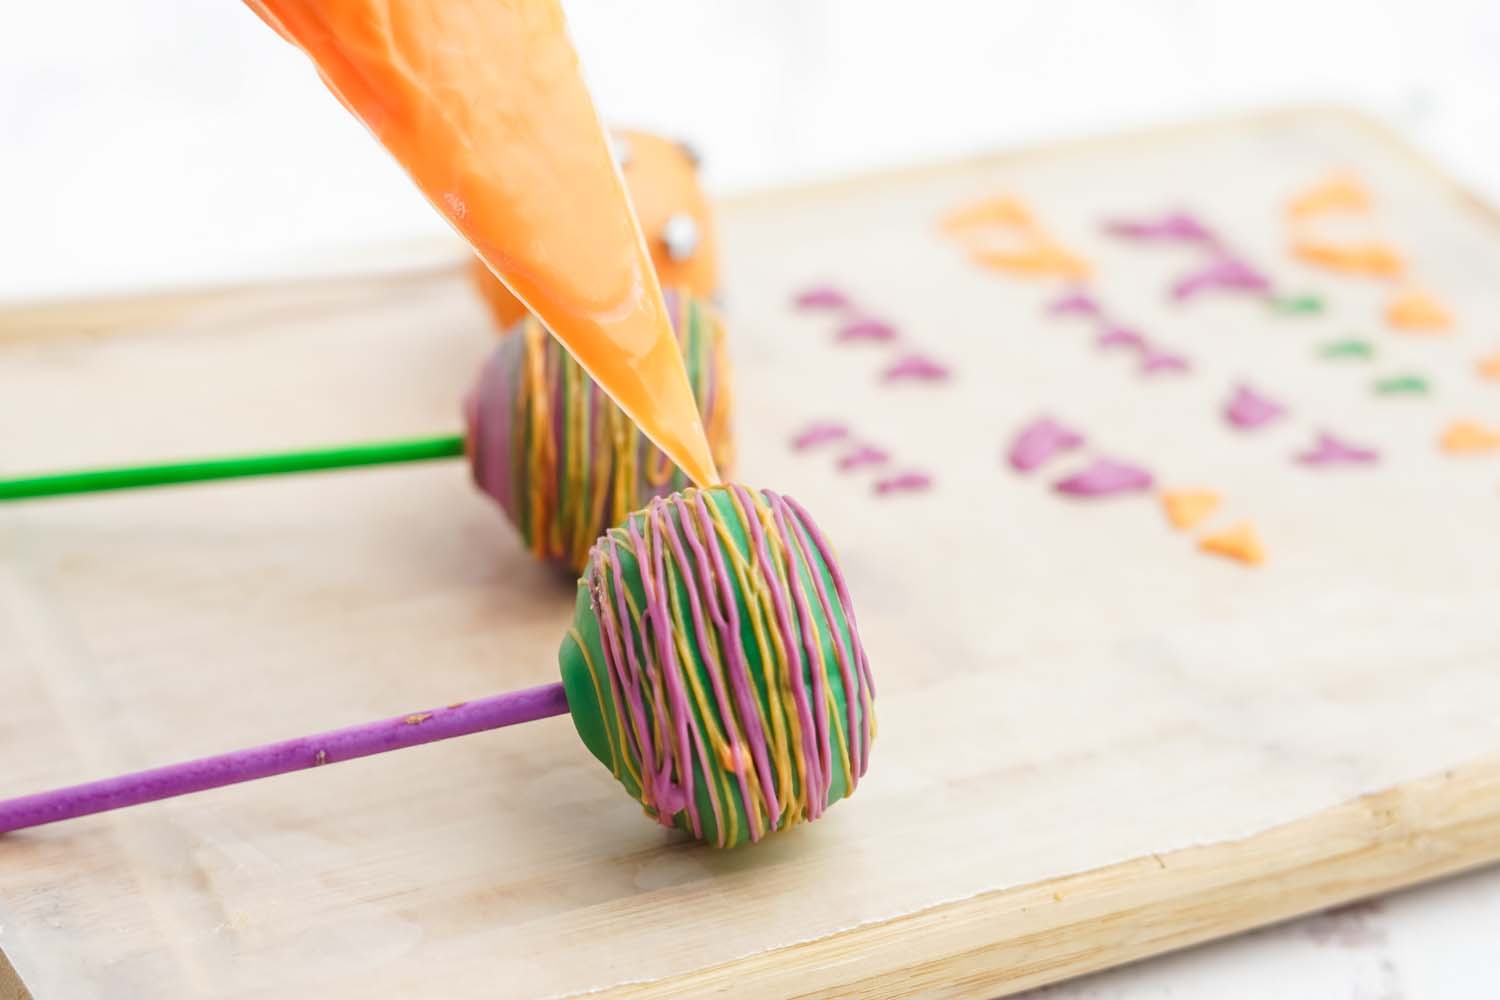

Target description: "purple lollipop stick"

left=0, top=683, right=570, bottom=835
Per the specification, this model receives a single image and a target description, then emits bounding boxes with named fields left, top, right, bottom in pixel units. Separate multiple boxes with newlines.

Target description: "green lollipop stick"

left=0, top=434, right=465, bottom=502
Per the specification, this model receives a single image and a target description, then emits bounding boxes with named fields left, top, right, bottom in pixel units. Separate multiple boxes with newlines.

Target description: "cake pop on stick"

left=471, top=129, right=719, bottom=332
left=0, top=294, right=732, bottom=573
left=0, top=485, right=873, bottom=848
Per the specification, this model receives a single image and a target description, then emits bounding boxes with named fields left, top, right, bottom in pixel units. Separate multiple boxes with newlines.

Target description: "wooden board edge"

left=598, top=754, right=1500, bottom=999
left=0, top=946, right=34, bottom=1000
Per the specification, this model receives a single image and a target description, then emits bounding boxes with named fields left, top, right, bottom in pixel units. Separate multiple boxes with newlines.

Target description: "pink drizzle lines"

left=586, top=487, right=873, bottom=846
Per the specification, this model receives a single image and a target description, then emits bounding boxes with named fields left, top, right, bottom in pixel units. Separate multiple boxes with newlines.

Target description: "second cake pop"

left=467, top=291, right=734, bottom=571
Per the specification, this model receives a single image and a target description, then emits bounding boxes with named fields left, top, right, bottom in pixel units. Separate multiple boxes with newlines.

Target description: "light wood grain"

left=610, top=755, right=1500, bottom=998
left=2, top=107, right=1500, bottom=999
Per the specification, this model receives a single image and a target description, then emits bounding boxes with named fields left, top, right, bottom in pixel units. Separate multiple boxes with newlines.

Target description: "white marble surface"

left=4, top=2, right=1500, bottom=996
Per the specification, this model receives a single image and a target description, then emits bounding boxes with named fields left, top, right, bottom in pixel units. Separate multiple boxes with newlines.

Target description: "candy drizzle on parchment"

left=579, top=486, right=875, bottom=846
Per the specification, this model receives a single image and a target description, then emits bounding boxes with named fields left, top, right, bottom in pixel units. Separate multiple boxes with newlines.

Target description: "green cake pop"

left=0, top=485, right=875, bottom=850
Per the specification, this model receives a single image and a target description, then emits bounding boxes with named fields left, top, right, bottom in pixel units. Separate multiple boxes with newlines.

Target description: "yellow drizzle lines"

left=562, top=356, right=594, bottom=561
left=774, top=501, right=855, bottom=794
left=511, top=298, right=733, bottom=570
left=585, top=487, right=862, bottom=844
left=519, top=321, right=556, bottom=559
left=712, top=490, right=807, bottom=827
left=658, top=520, right=747, bottom=845
left=566, top=625, right=633, bottom=785
left=589, top=561, right=657, bottom=821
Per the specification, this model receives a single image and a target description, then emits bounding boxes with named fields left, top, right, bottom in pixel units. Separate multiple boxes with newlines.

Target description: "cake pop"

left=0, top=485, right=873, bottom=849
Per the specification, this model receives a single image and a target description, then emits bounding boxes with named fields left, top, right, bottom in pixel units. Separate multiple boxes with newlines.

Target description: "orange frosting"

left=941, top=196, right=1039, bottom=235
left=942, top=196, right=1088, bottom=279
left=246, top=0, right=719, bottom=487
left=471, top=130, right=718, bottom=332
left=969, top=243, right=1091, bottom=279
left=1287, top=172, right=1371, bottom=219
left=1439, top=420, right=1500, bottom=454
left=1292, top=239, right=1404, bottom=278
left=1386, top=288, right=1453, bottom=333
left=1478, top=348, right=1500, bottom=381
left=1198, top=522, right=1265, bottom=566
left=1161, top=489, right=1222, bottom=531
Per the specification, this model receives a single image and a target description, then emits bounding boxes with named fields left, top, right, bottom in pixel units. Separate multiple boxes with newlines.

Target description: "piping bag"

left=244, top=0, right=720, bottom=488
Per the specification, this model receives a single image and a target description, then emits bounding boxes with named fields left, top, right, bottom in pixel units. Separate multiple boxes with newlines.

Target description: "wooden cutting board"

left=2, top=107, right=1499, bottom=999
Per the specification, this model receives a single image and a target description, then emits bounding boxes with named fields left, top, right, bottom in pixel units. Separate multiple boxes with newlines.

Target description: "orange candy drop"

left=1386, top=288, right=1453, bottom=333
left=1199, top=522, right=1266, bottom=567
left=1287, top=172, right=1371, bottom=220
left=1292, top=239, right=1404, bottom=278
left=1161, top=489, right=1222, bottom=531
left=1440, top=421, right=1500, bottom=455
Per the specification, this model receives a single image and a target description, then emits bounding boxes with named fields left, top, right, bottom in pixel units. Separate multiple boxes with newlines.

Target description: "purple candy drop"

left=882, top=353, right=951, bottom=382
left=1224, top=383, right=1286, bottom=430
left=1008, top=417, right=1086, bottom=473
left=794, top=286, right=851, bottom=311
left=873, top=471, right=933, bottom=496
left=1054, top=458, right=1154, bottom=497
left=791, top=422, right=850, bottom=451
left=837, top=317, right=898, bottom=343
left=837, top=445, right=891, bottom=471
left=1172, top=257, right=1272, bottom=301
left=1296, top=432, right=1379, bottom=466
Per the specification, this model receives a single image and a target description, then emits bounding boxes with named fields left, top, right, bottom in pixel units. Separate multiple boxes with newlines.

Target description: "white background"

left=4, top=1, right=1500, bottom=995
left=3, top=1, right=1500, bottom=303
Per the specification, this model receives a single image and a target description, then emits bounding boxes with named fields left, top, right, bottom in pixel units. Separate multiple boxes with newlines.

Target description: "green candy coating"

left=558, top=485, right=873, bottom=848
